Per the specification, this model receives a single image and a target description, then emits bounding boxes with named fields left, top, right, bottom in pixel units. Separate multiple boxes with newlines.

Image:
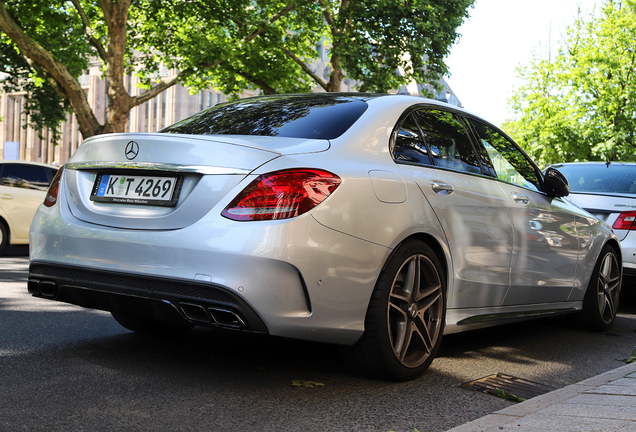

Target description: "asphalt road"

left=1, top=248, right=635, bottom=432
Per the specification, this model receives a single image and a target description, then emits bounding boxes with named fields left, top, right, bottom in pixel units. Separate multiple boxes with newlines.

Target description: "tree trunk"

left=326, top=53, right=344, bottom=92
left=101, top=0, right=132, bottom=134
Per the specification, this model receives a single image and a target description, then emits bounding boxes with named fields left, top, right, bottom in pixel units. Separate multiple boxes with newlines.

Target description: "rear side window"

left=412, top=109, right=481, bottom=174
left=0, top=164, right=56, bottom=191
left=160, top=95, right=368, bottom=140
left=392, top=113, right=432, bottom=165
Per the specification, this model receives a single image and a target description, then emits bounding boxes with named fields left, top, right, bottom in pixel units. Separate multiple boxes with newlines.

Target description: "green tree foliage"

left=137, top=0, right=325, bottom=96
left=0, top=0, right=313, bottom=139
left=504, top=0, right=636, bottom=167
left=0, top=2, right=89, bottom=142
left=0, top=0, right=474, bottom=140
left=1, top=33, right=72, bottom=143
left=311, top=0, right=474, bottom=94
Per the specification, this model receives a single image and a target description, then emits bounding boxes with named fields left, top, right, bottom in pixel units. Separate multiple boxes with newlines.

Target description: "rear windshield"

left=554, top=164, right=636, bottom=194
left=160, top=95, right=368, bottom=140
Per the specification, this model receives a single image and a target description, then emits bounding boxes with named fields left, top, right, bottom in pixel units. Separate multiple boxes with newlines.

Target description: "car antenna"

left=606, top=159, right=611, bottom=168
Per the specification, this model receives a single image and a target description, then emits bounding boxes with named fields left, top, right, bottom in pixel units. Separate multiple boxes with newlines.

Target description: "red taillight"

left=44, top=166, right=64, bottom=208
left=612, top=211, right=636, bottom=230
left=222, top=168, right=341, bottom=221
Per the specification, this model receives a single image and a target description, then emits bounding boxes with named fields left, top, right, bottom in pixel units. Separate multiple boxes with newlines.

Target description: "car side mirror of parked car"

left=544, top=167, right=570, bottom=198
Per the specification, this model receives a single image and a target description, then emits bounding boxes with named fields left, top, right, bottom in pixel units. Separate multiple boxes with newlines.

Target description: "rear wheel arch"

left=385, top=233, right=449, bottom=290
left=605, top=239, right=622, bottom=270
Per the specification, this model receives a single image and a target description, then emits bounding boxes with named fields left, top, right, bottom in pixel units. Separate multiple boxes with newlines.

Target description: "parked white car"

left=548, top=162, right=636, bottom=288
left=0, top=160, right=58, bottom=252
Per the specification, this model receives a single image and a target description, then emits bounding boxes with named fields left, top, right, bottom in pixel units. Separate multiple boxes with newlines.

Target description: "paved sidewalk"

left=447, top=361, right=636, bottom=432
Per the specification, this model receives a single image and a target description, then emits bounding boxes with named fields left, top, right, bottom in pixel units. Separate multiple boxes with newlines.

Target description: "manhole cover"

left=461, top=373, right=557, bottom=402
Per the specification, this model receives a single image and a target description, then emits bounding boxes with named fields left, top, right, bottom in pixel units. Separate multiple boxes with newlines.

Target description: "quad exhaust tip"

left=27, top=280, right=248, bottom=330
left=179, top=302, right=246, bottom=329
left=27, top=279, right=57, bottom=298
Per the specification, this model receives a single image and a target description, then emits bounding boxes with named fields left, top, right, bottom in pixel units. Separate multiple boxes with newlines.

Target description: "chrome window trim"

left=65, top=161, right=250, bottom=175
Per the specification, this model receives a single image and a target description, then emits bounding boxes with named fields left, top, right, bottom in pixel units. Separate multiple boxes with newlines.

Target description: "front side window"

left=391, top=113, right=431, bottom=165
left=469, top=119, right=541, bottom=192
left=413, top=109, right=481, bottom=174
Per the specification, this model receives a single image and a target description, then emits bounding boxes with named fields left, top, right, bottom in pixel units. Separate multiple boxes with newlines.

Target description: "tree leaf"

left=616, top=349, right=636, bottom=364
left=291, top=379, right=325, bottom=388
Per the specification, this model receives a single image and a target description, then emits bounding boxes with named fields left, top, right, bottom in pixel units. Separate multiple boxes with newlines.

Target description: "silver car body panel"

left=29, top=95, right=619, bottom=344
left=498, top=184, right=579, bottom=304
left=398, top=165, right=513, bottom=309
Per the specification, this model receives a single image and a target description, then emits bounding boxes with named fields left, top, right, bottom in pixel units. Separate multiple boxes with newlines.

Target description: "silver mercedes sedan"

left=28, top=94, right=621, bottom=381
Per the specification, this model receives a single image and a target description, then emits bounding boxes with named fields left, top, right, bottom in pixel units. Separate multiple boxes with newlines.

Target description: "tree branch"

left=244, top=3, right=297, bottom=44
left=280, top=46, right=328, bottom=90
left=97, top=0, right=113, bottom=26
left=229, top=66, right=278, bottom=94
left=23, top=56, right=68, bottom=101
left=204, top=2, right=296, bottom=69
left=70, top=0, right=108, bottom=62
left=317, top=0, right=334, bottom=27
left=130, top=76, right=179, bottom=108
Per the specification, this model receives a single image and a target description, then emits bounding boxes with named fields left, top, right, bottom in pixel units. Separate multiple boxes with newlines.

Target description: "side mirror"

left=544, top=167, right=570, bottom=198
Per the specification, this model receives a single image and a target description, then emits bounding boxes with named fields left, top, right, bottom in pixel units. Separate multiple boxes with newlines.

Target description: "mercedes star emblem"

left=125, top=141, right=139, bottom=160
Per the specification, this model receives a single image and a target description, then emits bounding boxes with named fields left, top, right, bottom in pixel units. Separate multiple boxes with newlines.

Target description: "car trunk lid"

left=63, top=133, right=329, bottom=230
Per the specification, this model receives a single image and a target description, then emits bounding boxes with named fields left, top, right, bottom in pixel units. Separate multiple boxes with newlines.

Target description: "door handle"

left=0, top=194, right=13, bottom=200
left=430, top=181, right=454, bottom=195
left=512, top=192, right=529, bottom=204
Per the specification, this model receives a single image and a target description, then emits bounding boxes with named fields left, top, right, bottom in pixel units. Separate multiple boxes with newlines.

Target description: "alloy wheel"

left=387, top=254, right=443, bottom=368
left=596, top=251, right=620, bottom=324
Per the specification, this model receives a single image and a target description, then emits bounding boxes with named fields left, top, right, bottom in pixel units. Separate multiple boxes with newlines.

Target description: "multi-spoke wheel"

left=577, top=244, right=621, bottom=331
left=387, top=251, right=444, bottom=369
left=339, top=240, right=446, bottom=381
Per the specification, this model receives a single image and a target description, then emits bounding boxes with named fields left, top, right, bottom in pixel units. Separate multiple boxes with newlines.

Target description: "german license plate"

left=90, top=173, right=182, bottom=207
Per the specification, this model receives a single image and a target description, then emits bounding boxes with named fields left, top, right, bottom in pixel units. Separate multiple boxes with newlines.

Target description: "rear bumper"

left=623, top=262, right=636, bottom=278
left=28, top=262, right=268, bottom=333
left=29, top=198, right=391, bottom=344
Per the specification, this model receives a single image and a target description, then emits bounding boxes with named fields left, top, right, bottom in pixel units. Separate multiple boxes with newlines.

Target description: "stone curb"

left=446, top=361, right=636, bottom=432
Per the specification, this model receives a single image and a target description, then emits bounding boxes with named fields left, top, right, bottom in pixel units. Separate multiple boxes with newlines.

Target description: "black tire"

left=0, top=221, right=8, bottom=253
left=111, top=311, right=194, bottom=336
left=577, top=244, right=621, bottom=331
left=340, top=240, right=446, bottom=381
